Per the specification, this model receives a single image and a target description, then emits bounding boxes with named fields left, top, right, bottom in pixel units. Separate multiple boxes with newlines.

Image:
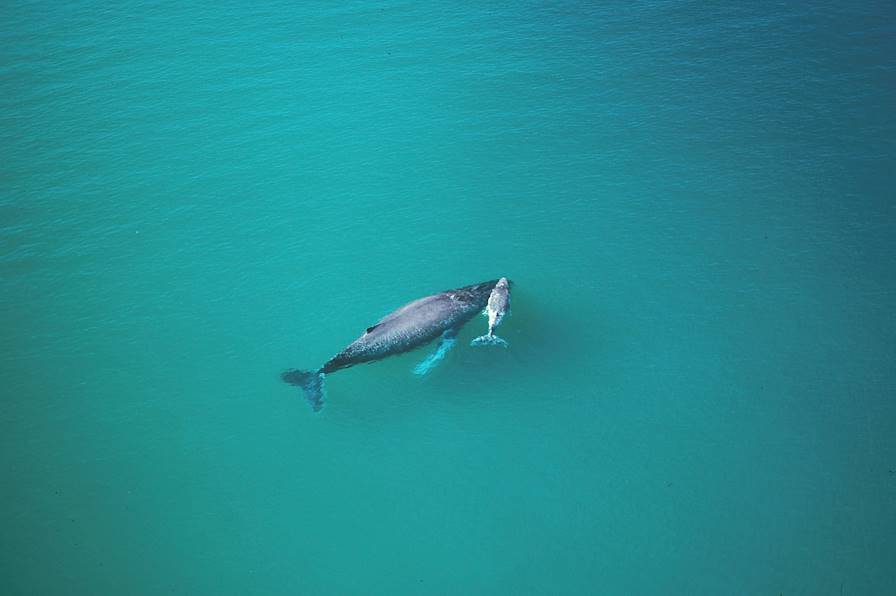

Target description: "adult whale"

left=282, top=279, right=504, bottom=411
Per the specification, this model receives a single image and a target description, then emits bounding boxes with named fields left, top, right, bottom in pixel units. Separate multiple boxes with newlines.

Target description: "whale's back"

left=323, top=293, right=466, bottom=371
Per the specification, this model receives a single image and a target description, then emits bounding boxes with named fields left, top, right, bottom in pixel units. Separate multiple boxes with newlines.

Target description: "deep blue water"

left=2, top=1, right=895, bottom=594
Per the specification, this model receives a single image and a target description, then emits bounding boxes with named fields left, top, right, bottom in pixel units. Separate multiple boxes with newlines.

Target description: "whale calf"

left=282, top=279, right=503, bottom=411
left=471, top=277, right=511, bottom=347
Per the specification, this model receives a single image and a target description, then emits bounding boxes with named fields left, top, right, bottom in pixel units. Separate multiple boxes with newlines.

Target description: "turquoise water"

left=3, top=1, right=895, bottom=593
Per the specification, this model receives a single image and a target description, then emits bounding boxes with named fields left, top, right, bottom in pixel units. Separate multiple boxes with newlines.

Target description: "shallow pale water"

left=2, top=1, right=895, bottom=594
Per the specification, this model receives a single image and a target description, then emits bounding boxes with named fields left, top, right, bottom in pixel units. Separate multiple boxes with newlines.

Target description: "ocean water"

left=2, top=1, right=894, bottom=594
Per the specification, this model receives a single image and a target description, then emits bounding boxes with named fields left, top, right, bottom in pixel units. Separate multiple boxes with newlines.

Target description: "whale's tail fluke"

left=470, top=334, right=508, bottom=348
left=281, top=368, right=326, bottom=412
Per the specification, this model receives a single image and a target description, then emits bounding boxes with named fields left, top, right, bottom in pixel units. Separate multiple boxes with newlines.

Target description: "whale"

left=471, top=276, right=511, bottom=347
left=282, top=279, right=503, bottom=411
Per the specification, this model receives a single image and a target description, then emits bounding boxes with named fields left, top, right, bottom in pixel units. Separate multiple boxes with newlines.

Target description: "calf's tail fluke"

left=281, top=368, right=326, bottom=412
left=470, top=334, right=508, bottom=348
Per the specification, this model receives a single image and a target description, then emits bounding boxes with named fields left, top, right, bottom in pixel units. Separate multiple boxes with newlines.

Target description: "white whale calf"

left=471, top=277, right=511, bottom=348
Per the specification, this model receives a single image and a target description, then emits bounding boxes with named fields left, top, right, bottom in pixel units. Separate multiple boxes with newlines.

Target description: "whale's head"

left=455, top=279, right=512, bottom=306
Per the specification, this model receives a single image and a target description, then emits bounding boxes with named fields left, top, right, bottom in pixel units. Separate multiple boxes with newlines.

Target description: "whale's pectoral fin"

left=413, top=329, right=458, bottom=376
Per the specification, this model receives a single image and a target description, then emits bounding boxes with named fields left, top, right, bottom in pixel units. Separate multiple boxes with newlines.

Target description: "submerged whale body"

left=282, top=279, right=503, bottom=411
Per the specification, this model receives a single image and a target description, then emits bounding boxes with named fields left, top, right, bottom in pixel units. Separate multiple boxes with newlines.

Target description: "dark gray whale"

left=282, top=279, right=503, bottom=411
